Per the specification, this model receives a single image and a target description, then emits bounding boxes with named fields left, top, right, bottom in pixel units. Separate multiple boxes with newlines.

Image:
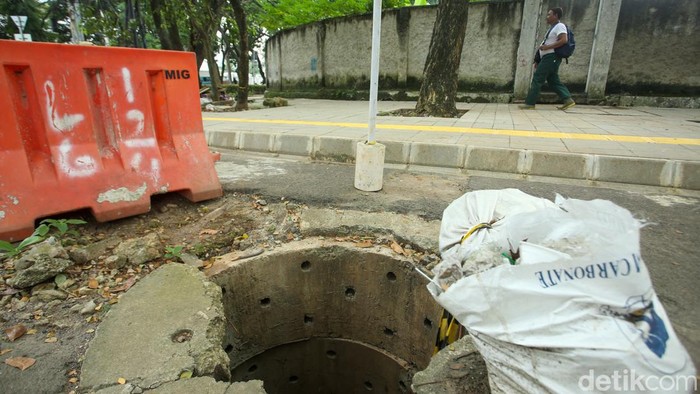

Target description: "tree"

left=255, top=0, right=409, bottom=33
left=148, top=0, right=184, bottom=50
left=230, top=0, right=249, bottom=110
left=183, top=0, right=226, bottom=100
left=0, top=0, right=55, bottom=42
left=414, top=0, right=469, bottom=117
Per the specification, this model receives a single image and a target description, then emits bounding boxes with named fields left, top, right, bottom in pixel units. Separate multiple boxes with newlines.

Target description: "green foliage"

left=0, top=0, right=58, bottom=42
left=263, top=97, right=288, bottom=107
left=164, top=245, right=184, bottom=259
left=0, top=218, right=86, bottom=257
left=255, top=0, right=412, bottom=33
left=40, top=219, right=87, bottom=237
left=0, top=224, right=48, bottom=257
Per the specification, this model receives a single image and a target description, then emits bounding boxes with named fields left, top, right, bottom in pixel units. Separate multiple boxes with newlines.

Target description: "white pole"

left=354, top=0, right=385, bottom=192
left=367, top=0, right=382, bottom=143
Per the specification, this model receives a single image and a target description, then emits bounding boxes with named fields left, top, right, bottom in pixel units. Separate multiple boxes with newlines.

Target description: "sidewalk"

left=202, top=99, right=700, bottom=190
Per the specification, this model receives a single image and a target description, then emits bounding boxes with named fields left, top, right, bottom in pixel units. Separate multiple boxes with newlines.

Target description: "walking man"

left=520, top=7, right=576, bottom=110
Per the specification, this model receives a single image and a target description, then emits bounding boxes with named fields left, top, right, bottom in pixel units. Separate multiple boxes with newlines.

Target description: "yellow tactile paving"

left=202, top=117, right=700, bottom=146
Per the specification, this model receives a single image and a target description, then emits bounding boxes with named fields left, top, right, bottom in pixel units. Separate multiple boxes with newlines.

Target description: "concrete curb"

left=206, top=130, right=700, bottom=190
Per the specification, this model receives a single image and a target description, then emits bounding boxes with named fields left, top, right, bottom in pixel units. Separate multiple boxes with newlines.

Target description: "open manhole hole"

left=210, top=241, right=442, bottom=393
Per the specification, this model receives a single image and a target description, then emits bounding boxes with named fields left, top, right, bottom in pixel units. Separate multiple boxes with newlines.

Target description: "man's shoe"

left=557, top=99, right=576, bottom=110
left=518, top=104, right=536, bottom=110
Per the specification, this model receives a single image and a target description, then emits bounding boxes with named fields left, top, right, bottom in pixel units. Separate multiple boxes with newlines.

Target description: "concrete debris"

left=80, top=264, right=231, bottom=392
left=112, top=233, right=162, bottom=268
left=8, top=237, right=73, bottom=289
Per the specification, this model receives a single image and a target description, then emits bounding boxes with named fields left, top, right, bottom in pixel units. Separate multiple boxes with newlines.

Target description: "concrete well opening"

left=209, top=239, right=443, bottom=393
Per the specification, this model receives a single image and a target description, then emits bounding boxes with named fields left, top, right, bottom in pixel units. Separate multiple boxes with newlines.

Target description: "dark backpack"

left=555, top=25, right=575, bottom=63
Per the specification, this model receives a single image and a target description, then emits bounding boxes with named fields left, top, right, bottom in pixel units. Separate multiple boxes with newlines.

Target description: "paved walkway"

left=202, top=99, right=700, bottom=189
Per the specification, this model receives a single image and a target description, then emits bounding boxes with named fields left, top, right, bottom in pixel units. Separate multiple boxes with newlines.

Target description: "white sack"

left=430, top=191, right=696, bottom=393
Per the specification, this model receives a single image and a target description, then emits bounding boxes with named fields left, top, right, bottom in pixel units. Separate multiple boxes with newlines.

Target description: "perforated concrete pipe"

left=208, top=238, right=442, bottom=393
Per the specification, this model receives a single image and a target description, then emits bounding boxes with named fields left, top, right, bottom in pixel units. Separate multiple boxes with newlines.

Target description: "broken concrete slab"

left=80, top=264, right=231, bottom=392
left=299, top=208, right=440, bottom=251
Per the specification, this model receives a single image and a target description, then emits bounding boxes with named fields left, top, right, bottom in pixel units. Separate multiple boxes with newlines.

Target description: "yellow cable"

left=460, top=222, right=492, bottom=244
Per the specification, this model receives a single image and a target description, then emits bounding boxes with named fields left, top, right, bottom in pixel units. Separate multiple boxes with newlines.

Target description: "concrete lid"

left=80, top=264, right=231, bottom=392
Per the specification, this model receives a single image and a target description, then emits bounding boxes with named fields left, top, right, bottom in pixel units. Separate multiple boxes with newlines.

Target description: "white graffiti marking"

left=130, top=153, right=143, bottom=170
left=44, top=81, right=85, bottom=132
left=58, top=140, right=97, bottom=178
left=127, top=109, right=145, bottom=136
left=0, top=211, right=5, bottom=221
left=150, top=158, right=161, bottom=185
left=124, top=138, right=156, bottom=148
left=122, top=68, right=134, bottom=103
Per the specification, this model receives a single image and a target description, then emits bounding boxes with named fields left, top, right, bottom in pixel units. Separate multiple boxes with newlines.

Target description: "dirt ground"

left=0, top=190, right=439, bottom=394
left=0, top=192, right=308, bottom=394
left=2, top=152, right=699, bottom=393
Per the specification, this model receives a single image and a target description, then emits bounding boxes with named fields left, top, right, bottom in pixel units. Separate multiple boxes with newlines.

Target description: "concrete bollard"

left=354, top=141, right=385, bottom=192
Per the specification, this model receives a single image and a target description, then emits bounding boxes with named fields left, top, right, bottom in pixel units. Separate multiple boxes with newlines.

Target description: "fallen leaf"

left=26, top=329, right=37, bottom=335
left=85, top=329, right=95, bottom=333
left=87, top=279, right=99, bottom=289
left=180, top=370, right=193, bottom=379
left=390, top=242, right=405, bottom=255
left=117, top=377, right=126, bottom=384
left=68, top=369, right=79, bottom=376
left=44, top=337, right=58, bottom=343
left=68, top=377, right=78, bottom=384
left=199, top=229, right=218, bottom=235
left=54, top=274, right=67, bottom=286
left=4, top=324, right=27, bottom=341
left=110, top=277, right=136, bottom=293
left=0, top=349, right=12, bottom=356
left=356, top=241, right=373, bottom=248
left=94, top=303, right=103, bottom=311
left=5, top=356, right=36, bottom=371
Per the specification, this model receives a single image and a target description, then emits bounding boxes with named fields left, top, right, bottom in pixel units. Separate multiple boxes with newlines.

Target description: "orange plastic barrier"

left=0, top=40, right=222, bottom=241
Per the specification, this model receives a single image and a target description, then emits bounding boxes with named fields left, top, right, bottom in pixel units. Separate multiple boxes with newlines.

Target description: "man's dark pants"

left=525, top=53, right=572, bottom=106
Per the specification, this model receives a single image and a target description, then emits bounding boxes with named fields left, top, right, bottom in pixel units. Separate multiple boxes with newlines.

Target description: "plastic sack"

left=430, top=190, right=696, bottom=393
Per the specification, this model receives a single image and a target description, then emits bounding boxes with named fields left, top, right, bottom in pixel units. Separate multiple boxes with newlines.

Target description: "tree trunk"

left=125, top=0, right=136, bottom=47
left=164, top=3, right=184, bottom=51
left=255, top=50, right=266, bottom=85
left=207, top=49, right=223, bottom=101
left=414, top=0, right=469, bottom=117
left=149, top=0, right=172, bottom=49
left=135, top=0, right=147, bottom=48
left=230, top=0, right=249, bottom=111
left=190, top=29, right=206, bottom=72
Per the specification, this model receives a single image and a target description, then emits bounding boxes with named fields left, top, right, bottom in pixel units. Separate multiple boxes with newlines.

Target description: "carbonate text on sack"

left=535, top=253, right=643, bottom=289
